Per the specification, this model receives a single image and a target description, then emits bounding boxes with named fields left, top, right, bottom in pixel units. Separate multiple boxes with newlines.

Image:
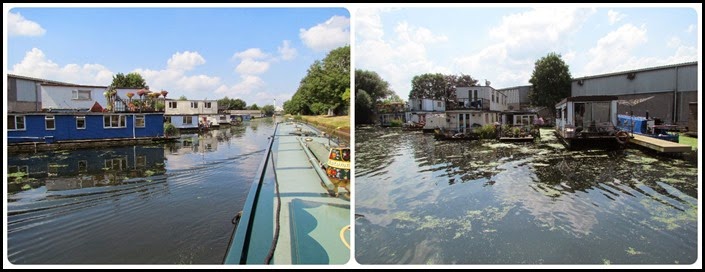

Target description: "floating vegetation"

left=356, top=127, right=699, bottom=264
left=626, top=247, right=643, bottom=256
left=639, top=198, right=697, bottom=231
left=48, top=164, right=69, bottom=168
left=624, top=155, right=659, bottom=165
left=29, top=154, right=49, bottom=159
left=8, top=172, right=27, bottom=179
left=144, top=170, right=155, bottom=177
left=21, top=184, right=32, bottom=190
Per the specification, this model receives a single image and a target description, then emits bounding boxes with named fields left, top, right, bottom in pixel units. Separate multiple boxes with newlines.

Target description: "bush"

left=164, top=122, right=179, bottom=137
left=476, top=124, right=497, bottom=139
left=390, top=119, right=403, bottom=127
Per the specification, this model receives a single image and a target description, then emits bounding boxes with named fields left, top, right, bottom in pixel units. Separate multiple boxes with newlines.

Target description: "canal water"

left=355, top=128, right=698, bottom=264
left=7, top=118, right=277, bottom=264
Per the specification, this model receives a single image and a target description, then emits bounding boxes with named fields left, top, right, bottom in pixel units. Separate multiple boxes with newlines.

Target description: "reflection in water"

left=356, top=128, right=697, bottom=264
left=7, top=119, right=278, bottom=264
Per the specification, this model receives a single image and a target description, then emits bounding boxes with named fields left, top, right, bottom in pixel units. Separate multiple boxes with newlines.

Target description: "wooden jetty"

left=630, top=134, right=692, bottom=153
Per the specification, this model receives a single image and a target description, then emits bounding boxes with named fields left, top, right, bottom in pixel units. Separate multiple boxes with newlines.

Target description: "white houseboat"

left=554, top=96, right=630, bottom=149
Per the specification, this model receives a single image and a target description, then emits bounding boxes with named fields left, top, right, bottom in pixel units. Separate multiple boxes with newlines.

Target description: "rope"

left=339, top=225, right=350, bottom=249
left=264, top=149, right=281, bottom=264
left=221, top=211, right=242, bottom=264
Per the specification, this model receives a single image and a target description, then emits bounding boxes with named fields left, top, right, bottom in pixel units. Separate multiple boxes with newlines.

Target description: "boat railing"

left=223, top=122, right=278, bottom=264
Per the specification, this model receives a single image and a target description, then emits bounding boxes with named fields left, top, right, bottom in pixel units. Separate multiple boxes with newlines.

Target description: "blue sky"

left=7, top=6, right=350, bottom=107
left=355, top=5, right=700, bottom=99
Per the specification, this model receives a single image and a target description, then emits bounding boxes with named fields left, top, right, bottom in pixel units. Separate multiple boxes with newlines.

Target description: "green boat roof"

left=224, top=121, right=350, bottom=265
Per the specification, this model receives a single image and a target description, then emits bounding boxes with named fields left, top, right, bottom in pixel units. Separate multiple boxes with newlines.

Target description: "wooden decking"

left=631, top=134, right=692, bottom=153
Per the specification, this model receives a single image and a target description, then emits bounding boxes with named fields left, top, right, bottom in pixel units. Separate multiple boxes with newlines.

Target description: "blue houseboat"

left=8, top=112, right=164, bottom=144
left=616, top=114, right=679, bottom=142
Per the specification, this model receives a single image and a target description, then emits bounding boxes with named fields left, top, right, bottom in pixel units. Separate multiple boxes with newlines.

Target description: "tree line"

left=283, top=45, right=350, bottom=116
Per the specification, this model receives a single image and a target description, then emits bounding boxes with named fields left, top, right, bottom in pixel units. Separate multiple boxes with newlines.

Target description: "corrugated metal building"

left=571, top=62, right=697, bottom=129
left=497, top=85, right=532, bottom=111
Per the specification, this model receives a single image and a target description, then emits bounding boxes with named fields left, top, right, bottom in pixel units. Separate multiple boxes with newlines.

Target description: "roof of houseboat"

left=223, top=121, right=350, bottom=265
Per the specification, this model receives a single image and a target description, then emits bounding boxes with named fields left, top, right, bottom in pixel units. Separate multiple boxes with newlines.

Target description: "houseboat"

left=164, top=99, right=219, bottom=130
left=498, top=111, right=540, bottom=142
left=405, top=98, right=445, bottom=131
left=224, top=121, right=349, bottom=264
left=8, top=111, right=165, bottom=151
left=554, top=96, right=630, bottom=149
left=377, top=102, right=407, bottom=127
left=616, top=114, right=679, bottom=142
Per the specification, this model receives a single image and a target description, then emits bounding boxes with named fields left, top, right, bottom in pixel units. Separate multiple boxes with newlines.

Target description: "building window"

left=204, top=102, right=212, bottom=108
left=136, top=156, right=146, bottom=168
left=104, top=157, right=128, bottom=170
left=184, top=116, right=193, bottom=125
left=8, top=115, right=26, bottom=131
left=45, top=115, right=56, bottom=130
left=135, top=115, right=145, bottom=128
left=104, top=115, right=127, bottom=128
left=437, top=101, right=442, bottom=107
left=78, top=160, right=87, bottom=173
left=72, top=90, right=92, bottom=100
left=164, top=116, right=172, bottom=123
left=9, top=165, right=29, bottom=176
left=76, top=116, right=86, bottom=129
left=168, top=101, right=177, bottom=109
left=191, top=102, right=198, bottom=109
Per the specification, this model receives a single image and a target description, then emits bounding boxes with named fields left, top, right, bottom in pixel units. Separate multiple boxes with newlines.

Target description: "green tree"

left=284, top=92, right=311, bottom=115
left=355, top=69, right=393, bottom=102
left=409, top=73, right=478, bottom=101
left=111, top=72, right=148, bottom=89
left=528, top=52, right=572, bottom=117
left=178, top=95, right=188, bottom=101
left=290, top=45, right=350, bottom=116
left=249, top=104, right=259, bottom=110
left=382, top=93, right=404, bottom=104
left=261, top=105, right=275, bottom=116
left=217, top=97, right=247, bottom=110
left=409, top=73, right=446, bottom=100
left=232, top=99, right=247, bottom=110
left=355, top=69, right=394, bottom=124
left=355, top=90, right=374, bottom=124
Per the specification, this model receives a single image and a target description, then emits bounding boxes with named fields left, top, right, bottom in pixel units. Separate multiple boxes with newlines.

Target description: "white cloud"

left=278, top=40, right=297, bottom=60
left=8, top=12, right=46, bottom=37
left=490, top=7, right=595, bottom=57
left=214, top=75, right=266, bottom=98
left=300, top=15, right=350, bottom=52
left=10, top=48, right=113, bottom=85
left=583, top=24, right=648, bottom=75
left=235, top=59, right=270, bottom=75
left=563, top=50, right=577, bottom=63
left=454, top=7, right=595, bottom=88
left=607, top=10, right=626, bottom=25
left=685, top=24, right=695, bottom=33
left=132, top=51, right=221, bottom=97
left=667, top=36, right=681, bottom=48
left=232, top=48, right=272, bottom=75
left=167, top=51, right=206, bottom=71
left=356, top=9, right=452, bottom=96
left=233, top=48, right=269, bottom=60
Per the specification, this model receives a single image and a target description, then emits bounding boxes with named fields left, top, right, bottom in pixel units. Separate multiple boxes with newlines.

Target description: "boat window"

left=574, top=103, right=586, bottom=127
left=591, top=102, right=611, bottom=124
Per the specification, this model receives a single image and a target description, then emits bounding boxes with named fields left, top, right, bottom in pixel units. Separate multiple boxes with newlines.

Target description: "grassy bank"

left=288, top=115, right=351, bottom=142
left=679, top=134, right=698, bottom=151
